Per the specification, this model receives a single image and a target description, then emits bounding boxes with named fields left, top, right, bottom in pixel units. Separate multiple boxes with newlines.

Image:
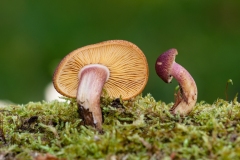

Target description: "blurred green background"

left=0, top=1, right=240, bottom=104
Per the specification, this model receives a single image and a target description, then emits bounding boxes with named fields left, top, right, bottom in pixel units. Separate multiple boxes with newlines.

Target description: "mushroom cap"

left=155, top=48, right=178, bottom=83
left=53, top=40, right=149, bottom=100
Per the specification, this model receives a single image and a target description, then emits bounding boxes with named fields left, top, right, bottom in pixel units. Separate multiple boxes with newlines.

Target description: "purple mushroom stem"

left=155, top=48, right=197, bottom=116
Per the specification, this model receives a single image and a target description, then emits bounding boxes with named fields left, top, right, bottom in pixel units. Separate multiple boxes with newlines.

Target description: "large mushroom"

left=155, top=48, right=197, bottom=116
left=53, top=40, right=148, bottom=131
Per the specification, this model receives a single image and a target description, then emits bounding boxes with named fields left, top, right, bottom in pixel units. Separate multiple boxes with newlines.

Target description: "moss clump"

left=0, top=94, right=240, bottom=159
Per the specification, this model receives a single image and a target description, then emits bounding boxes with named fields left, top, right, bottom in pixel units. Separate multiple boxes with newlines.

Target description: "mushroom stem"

left=170, top=62, right=197, bottom=115
left=77, top=64, right=109, bottom=131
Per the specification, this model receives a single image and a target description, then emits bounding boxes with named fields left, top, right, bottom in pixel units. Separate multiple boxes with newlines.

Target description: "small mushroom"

left=155, top=48, right=197, bottom=116
left=53, top=40, right=148, bottom=131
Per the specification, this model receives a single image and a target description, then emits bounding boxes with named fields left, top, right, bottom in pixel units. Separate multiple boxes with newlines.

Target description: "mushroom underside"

left=53, top=40, right=149, bottom=131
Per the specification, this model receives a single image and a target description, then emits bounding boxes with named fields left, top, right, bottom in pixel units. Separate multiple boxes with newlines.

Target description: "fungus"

left=155, top=48, right=197, bottom=116
left=53, top=40, right=148, bottom=131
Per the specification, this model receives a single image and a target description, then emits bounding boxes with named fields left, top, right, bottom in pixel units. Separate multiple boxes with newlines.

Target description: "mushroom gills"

left=77, top=64, right=110, bottom=131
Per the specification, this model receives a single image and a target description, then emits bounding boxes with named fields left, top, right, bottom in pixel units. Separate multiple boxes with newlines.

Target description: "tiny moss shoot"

left=1, top=94, right=240, bottom=159
left=225, top=79, right=233, bottom=101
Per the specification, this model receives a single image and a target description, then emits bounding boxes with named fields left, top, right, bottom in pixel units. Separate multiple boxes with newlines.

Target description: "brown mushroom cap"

left=155, top=48, right=178, bottom=83
left=53, top=40, right=149, bottom=100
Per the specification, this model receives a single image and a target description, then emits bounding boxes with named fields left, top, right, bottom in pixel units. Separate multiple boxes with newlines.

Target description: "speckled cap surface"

left=155, top=48, right=178, bottom=83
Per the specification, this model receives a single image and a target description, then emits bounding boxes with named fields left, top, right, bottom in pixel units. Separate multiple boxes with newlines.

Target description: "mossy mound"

left=0, top=94, right=240, bottom=159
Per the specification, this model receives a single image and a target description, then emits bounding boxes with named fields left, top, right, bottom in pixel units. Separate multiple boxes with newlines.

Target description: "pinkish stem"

left=77, top=64, right=109, bottom=131
left=170, top=62, right=197, bottom=115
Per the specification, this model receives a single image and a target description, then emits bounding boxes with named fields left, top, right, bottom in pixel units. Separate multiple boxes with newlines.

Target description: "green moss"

left=0, top=94, right=240, bottom=159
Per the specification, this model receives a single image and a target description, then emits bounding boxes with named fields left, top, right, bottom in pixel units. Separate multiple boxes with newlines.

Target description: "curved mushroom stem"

left=77, top=64, right=109, bottom=131
left=170, top=62, right=197, bottom=115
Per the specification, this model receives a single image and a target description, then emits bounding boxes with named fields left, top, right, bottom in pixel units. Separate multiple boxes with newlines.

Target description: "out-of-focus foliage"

left=0, top=1, right=240, bottom=103
left=1, top=94, right=240, bottom=159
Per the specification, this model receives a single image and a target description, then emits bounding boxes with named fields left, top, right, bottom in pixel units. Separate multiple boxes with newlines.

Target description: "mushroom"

left=53, top=40, right=148, bottom=131
left=155, top=48, right=197, bottom=116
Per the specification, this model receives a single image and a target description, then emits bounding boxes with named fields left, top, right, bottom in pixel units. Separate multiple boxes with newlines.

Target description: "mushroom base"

left=170, top=88, right=194, bottom=116
left=77, top=103, right=104, bottom=132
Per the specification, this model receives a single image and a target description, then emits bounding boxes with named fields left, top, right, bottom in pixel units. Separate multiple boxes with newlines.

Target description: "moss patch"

left=1, top=94, right=240, bottom=159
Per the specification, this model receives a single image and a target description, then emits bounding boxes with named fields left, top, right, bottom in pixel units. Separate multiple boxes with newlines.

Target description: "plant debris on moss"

left=1, top=94, right=240, bottom=159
